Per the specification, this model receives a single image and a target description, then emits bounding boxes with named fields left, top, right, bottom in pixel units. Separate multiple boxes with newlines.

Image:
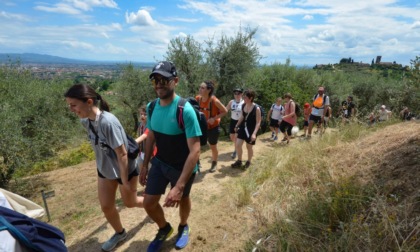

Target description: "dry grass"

left=231, top=121, right=420, bottom=251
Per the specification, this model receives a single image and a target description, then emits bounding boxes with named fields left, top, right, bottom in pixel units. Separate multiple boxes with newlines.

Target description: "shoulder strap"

left=148, top=99, right=158, bottom=119
left=176, top=98, right=187, bottom=131
left=88, top=120, right=99, bottom=145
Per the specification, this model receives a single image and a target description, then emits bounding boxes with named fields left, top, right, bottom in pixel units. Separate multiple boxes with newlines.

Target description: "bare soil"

left=29, top=122, right=420, bottom=251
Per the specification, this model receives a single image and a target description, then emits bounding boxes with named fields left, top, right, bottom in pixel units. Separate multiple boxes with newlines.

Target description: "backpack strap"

left=88, top=120, right=99, bottom=145
left=148, top=99, right=158, bottom=119
left=176, top=98, right=187, bottom=131
left=0, top=216, right=42, bottom=252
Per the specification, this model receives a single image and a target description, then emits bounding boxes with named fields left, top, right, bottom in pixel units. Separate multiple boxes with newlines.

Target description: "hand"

left=208, top=117, right=215, bottom=124
left=139, top=167, right=148, bottom=186
left=251, top=133, right=257, bottom=142
left=163, top=186, right=183, bottom=208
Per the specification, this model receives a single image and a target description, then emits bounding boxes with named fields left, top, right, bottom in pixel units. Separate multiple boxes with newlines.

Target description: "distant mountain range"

left=0, top=53, right=155, bottom=67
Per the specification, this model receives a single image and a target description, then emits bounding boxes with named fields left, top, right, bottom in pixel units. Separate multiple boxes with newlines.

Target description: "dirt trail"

left=42, top=130, right=283, bottom=252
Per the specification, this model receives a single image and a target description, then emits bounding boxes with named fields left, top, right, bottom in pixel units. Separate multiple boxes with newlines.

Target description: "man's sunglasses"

left=150, top=76, right=174, bottom=86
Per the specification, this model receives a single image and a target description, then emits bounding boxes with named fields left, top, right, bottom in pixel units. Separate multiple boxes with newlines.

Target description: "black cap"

left=233, top=88, right=243, bottom=93
left=149, top=61, right=177, bottom=79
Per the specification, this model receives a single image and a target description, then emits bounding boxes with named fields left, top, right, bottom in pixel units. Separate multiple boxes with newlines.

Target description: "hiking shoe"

left=101, top=229, right=127, bottom=251
left=209, top=161, right=217, bottom=173
left=273, top=136, right=278, bottom=141
left=147, top=223, right=173, bottom=252
left=231, top=160, right=242, bottom=168
left=244, top=161, right=251, bottom=169
left=231, top=151, right=237, bottom=159
left=175, top=225, right=190, bottom=250
left=271, top=132, right=275, bottom=138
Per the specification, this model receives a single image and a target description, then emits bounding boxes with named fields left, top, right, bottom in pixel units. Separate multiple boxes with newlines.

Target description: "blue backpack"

left=0, top=206, right=67, bottom=252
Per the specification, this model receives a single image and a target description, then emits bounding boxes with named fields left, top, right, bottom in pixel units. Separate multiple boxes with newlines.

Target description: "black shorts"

left=229, top=119, right=239, bottom=134
left=97, top=168, right=139, bottom=185
left=145, top=158, right=195, bottom=197
left=309, top=114, right=322, bottom=124
left=303, top=120, right=309, bottom=127
left=207, top=126, right=220, bottom=145
left=279, top=120, right=293, bottom=136
left=237, top=126, right=256, bottom=145
left=269, top=118, right=280, bottom=128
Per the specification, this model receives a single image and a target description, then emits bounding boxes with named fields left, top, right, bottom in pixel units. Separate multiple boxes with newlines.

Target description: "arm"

left=267, top=107, right=273, bottom=121
left=234, top=111, right=244, bottom=132
left=163, top=136, right=200, bottom=208
left=208, top=98, right=228, bottom=124
left=252, top=107, right=262, bottom=140
left=135, top=133, right=147, bottom=145
left=140, top=129, right=155, bottom=186
left=114, top=144, right=134, bottom=191
left=225, top=100, right=232, bottom=112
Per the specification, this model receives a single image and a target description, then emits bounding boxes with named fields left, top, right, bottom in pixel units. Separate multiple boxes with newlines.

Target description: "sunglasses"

left=150, top=76, right=173, bottom=86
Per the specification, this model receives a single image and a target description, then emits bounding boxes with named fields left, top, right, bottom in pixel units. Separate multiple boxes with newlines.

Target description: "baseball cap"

left=233, top=88, right=243, bottom=93
left=304, top=102, right=310, bottom=108
left=381, top=105, right=386, bottom=109
left=149, top=61, right=177, bottom=79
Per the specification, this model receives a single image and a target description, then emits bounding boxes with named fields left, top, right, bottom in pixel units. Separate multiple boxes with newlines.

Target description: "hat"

left=149, top=61, right=177, bottom=79
left=233, top=88, right=243, bottom=93
left=381, top=105, right=386, bottom=109
left=304, top=102, right=310, bottom=108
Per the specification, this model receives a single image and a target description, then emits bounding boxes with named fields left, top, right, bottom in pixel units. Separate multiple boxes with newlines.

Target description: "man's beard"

left=158, top=88, right=175, bottom=100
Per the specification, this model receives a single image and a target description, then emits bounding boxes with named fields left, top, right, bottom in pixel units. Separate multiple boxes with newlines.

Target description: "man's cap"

left=233, top=88, right=243, bottom=93
left=304, top=102, right=310, bottom=108
left=149, top=61, right=177, bottom=79
left=381, top=105, right=386, bottom=109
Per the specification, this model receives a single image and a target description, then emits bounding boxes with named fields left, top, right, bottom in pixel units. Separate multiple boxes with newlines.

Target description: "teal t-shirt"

left=147, top=95, right=201, bottom=172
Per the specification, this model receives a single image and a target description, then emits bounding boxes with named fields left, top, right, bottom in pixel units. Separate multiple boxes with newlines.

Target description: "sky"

left=0, top=0, right=419, bottom=67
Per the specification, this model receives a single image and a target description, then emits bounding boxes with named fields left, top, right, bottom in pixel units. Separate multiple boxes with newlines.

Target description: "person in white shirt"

left=378, top=105, right=392, bottom=121
left=225, top=88, right=244, bottom=159
left=266, top=97, right=284, bottom=141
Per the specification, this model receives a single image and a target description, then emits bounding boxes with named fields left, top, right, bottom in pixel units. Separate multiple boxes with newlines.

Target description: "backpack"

left=294, top=102, right=302, bottom=117
left=148, top=97, right=208, bottom=146
left=0, top=206, right=67, bottom=252
left=254, top=103, right=267, bottom=133
left=88, top=121, right=140, bottom=159
left=313, top=94, right=326, bottom=109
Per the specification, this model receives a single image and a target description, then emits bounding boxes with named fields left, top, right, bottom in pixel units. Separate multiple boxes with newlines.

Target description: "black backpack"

left=254, top=103, right=267, bottom=133
left=294, top=102, right=302, bottom=117
left=88, top=121, right=140, bottom=159
left=149, top=97, right=208, bottom=146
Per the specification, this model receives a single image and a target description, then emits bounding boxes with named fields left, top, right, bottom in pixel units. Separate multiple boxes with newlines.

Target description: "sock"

left=118, top=228, right=125, bottom=235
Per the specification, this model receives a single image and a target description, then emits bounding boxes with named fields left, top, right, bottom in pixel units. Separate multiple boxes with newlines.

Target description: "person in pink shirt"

left=279, top=93, right=297, bottom=144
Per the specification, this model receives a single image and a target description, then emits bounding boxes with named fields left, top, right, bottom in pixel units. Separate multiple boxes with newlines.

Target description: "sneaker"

left=101, top=229, right=127, bottom=251
left=230, top=151, right=236, bottom=159
left=175, top=225, right=190, bottom=250
left=231, top=160, right=242, bottom=168
left=209, top=161, right=217, bottom=173
left=271, top=132, right=275, bottom=138
left=244, top=161, right=251, bottom=169
left=273, top=136, right=278, bottom=141
left=147, top=223, right=173, bottom=252
left=281, top=137, right=287, bottom=142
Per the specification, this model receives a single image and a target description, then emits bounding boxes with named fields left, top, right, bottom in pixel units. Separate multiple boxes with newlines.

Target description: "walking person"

left=279, top=93, right=297, bottom=144
left=225, top=88, right=244, bottom=159
left=307, top=86, right=330, bottom=139
left=140, top=61, right=201, bottom=252
left=266, top=97, right=284, bottom=141
left=196, top=80, right=228, bottom=172
left=135, top=106, right=156, bottom=167
left=231, top=90, right=262, bottom=169
left=64, top=84, right=144, bottom=251
left=300, top=102, right=311, bottom=137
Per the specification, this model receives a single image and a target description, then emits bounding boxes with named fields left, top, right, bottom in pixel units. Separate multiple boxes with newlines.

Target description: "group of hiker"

left=64, top=60, right=415, bottom=252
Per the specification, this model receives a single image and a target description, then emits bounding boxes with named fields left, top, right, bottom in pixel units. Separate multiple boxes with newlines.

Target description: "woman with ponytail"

left=64, top=84, right=144, bottom=251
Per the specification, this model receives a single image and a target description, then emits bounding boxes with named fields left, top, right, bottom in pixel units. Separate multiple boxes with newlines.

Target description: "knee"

left=101, top=204, right=116, bottom=214
left=143, top=196, right=159, bottom=211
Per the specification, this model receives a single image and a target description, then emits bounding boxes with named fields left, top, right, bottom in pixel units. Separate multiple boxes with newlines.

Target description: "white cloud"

left=303, top=15, right=313, bottom=20
left=67, top=0, right=118, bottom=11
left=35, top=0, right=118, bottom=15
left=125, top=9, right=157, bottom=26
left=35, top=3, right=83, bottom=15
left=61, top=40, right=95, bottom=50
left=412, top=21, right=420, bottom=29
left=0, top=11, right=31, bottom=22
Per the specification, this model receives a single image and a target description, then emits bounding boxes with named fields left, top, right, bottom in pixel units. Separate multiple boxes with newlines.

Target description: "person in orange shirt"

left=196, top=81, right=228, bottom=172
left=300, top=102, right=311, bottom=137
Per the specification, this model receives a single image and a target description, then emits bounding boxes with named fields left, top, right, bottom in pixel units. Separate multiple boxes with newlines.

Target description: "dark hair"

left=348, top=95, right=353, bottom=101
left=64, top=84, right=110, bottom=112
left=204, top=80, right=215, bottom=97
left=243, top=89, right=256, bottom=102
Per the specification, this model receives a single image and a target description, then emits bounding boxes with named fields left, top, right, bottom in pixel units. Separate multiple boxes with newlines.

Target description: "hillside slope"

left=27, top=122, right=419, bottom=251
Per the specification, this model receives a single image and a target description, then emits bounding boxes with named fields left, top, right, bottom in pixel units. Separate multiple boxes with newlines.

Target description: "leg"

left=235, top=138, right=245, bottom=161
left=143, top=194, right=167, bottom=228
left=98, top=177, right=123, bottom=233
left=179, top=196, right=191, bottom=226
left=209, top=144, right=218, bottom=162
left=119, top=175, right=144, bottom=208
left=307, top=120, right=315, bottom=136
left=245, top=143, right=253, bottom=162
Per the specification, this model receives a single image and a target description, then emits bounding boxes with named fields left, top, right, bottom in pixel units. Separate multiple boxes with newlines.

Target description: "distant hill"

left=0, top=53, right=155, bottom=68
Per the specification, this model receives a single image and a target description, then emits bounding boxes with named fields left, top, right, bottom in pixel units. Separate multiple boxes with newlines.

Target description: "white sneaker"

left=101, top=229, right=127, bottom=251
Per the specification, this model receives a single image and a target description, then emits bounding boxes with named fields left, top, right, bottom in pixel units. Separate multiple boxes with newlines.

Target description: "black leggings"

left=279, top=120, right=293, bottom=136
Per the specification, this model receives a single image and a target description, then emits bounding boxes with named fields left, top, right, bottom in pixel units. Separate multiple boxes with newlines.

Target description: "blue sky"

left=1, top=0, right=419, bottom=66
